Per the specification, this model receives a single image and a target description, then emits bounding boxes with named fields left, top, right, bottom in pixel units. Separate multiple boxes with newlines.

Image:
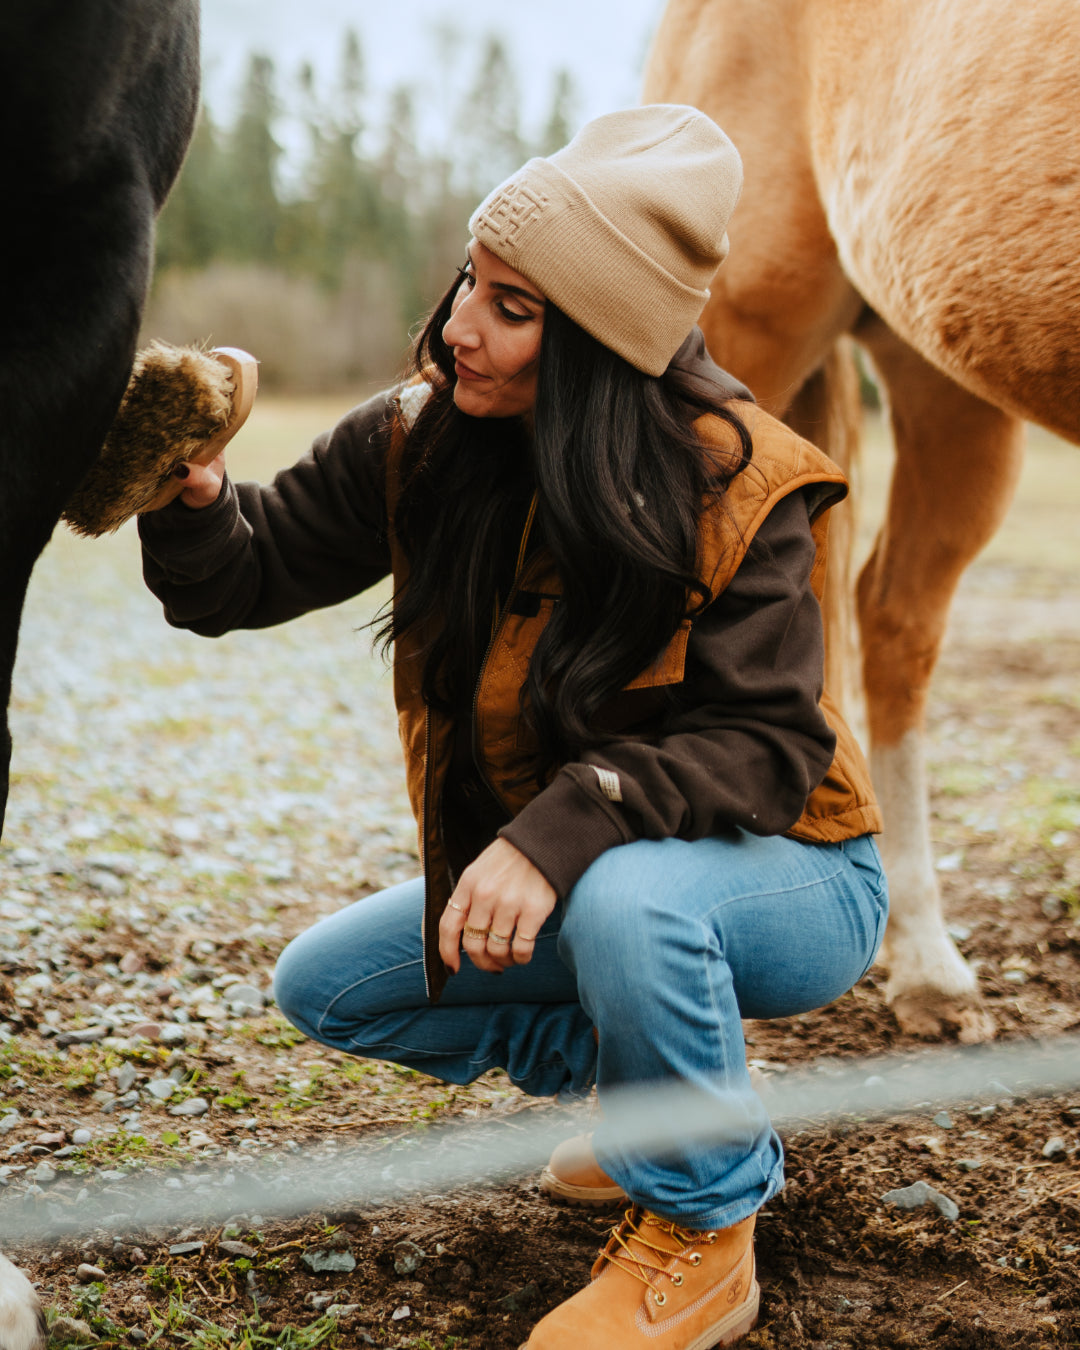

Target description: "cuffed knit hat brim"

left=469, top=106, right=742, bottom=377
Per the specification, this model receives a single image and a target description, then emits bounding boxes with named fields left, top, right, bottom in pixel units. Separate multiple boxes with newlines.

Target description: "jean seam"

left=855, top=899, right=889, bottom=982
left=316, top=956, right=425, bottom=1037
left=698, top=864, right=845, bottom=926
left=345, top=1037, right=499, bottom=1067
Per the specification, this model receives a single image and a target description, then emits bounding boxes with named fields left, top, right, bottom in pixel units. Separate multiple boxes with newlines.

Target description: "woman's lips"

left=454, top=359, right=488, bottom=381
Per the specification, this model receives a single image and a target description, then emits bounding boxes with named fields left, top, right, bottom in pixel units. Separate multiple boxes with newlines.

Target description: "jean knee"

left=561, top=855, right=626, bottom=967
left=559, top=843, right=682, bottom=996
left=271, top=930, right=323, bottom=1039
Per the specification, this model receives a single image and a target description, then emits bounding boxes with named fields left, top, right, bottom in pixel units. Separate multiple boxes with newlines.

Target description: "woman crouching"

left=139, top=105, right=887, bottom=1349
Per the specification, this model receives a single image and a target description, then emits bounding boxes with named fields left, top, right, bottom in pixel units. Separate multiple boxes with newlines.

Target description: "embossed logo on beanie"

left=477, top=182, right=550, bottom=246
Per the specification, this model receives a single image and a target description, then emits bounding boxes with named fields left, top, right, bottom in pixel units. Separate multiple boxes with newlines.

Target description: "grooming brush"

left=61, top=342, right=258, bottom=537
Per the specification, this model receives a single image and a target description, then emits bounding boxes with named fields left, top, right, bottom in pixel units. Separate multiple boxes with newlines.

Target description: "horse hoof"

left=890, top=988, right=996, bottom=1043
left=61, top=342, right=259, bottom=536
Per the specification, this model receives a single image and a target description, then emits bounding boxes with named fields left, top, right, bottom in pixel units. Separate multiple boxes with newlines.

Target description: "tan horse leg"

left=855, top=317, right=1025, bottom=1041
left=782, top=341, right=866, bottom=730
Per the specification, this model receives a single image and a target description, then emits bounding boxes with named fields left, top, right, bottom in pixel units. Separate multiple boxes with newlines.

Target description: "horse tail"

left=783, top=339, right=866, bottom=741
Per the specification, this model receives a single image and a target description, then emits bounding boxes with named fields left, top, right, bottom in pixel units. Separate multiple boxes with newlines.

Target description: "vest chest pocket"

left=623, top=619, right=691, bottom=690
left=508, top=613, right=692, bottom=748
left=476, top=605, right=692, bottom=761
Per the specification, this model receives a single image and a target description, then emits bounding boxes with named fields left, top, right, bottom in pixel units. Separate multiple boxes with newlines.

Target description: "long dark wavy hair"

left=378, top=271, right=753, bottom=784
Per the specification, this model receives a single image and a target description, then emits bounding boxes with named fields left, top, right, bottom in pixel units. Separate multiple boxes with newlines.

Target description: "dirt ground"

left=1, top=411, right=1078, bottom=1349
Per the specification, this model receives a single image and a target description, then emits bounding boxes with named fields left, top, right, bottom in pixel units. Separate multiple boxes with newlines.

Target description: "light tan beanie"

left=468, top=105, right=742, bottom=377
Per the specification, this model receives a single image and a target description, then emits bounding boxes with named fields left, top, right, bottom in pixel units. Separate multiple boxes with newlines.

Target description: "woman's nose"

left=443, top=292, right=478, bottom=350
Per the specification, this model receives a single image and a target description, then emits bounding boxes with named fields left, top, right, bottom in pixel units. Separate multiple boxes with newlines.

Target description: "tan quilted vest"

left=386, top=397, right=881, bottom=998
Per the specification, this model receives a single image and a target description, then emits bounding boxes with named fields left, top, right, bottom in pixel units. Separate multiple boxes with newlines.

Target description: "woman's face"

left=442, top=241, right=545, bottom=420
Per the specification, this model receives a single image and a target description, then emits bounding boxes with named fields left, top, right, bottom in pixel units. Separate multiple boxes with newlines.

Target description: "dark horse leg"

left=0, top=1, right=199, bottom=834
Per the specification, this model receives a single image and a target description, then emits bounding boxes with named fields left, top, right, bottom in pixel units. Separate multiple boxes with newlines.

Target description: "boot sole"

left=684, top=1278, right=760, bottom=1350
left=538, top=1165, right=627, bottom=1207
left=517, top=1280, right=759, bottom=1350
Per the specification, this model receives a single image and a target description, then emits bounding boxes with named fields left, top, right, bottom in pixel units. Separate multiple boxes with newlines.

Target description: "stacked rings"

left=462, top=924, right=489, bottom=940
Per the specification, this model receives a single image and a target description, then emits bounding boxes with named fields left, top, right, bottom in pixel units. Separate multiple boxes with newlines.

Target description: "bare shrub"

left=142, top=259, right=410, bottom=391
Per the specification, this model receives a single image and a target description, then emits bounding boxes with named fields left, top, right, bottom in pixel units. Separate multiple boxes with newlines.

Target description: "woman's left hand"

left=439, top=838, right=556, bottom=975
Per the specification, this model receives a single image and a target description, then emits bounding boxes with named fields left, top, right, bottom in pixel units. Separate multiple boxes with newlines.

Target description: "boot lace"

left=598, top=1207, right=717, bottom=1307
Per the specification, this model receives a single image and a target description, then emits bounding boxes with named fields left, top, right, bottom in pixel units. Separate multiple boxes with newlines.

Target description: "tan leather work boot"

left=539, top=1133, right=627, bottom=1206
left=521, top=1206, right=758, bottom=1349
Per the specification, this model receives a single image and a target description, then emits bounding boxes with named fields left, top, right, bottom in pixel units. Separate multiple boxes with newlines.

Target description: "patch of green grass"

left=1035, top=690, right=1080, bottom=711
left=5, top=767, right=60, bottom=791
left=147, top=715, right=207, bottom=744
left=60, top=1041, right=170, bottom=1093
left=272, top=1065, right=330, bottom=1112
left=75, top=907, right=111, bottom=932
left=71, top=1128, right=190, bottom=1173
left=996, top=777, right=1080, bottom=852
left=147, top=1296, right=340, bottom=1349
left=243, top=1016, right=307, bottom=1049
left=934, top=763, right=994, bottom=798
left=77, top=1129, right=153, bottom=1165
left=336, top=1062, right=379, bottom=1085
left=136, top=661, right=206, bottom=690
left=410, top=1087, right=463, bottom=1122
left=145, top=1264, right=175, bottom=1295
left=63, top=1061, right=102, bottom=1093
left=50, top=1281, right=128, bottom=1345
left=1, top=1042, right=80, bottom=1088
left=1048, top=881, right=1080, bottom=915
left=215, top=1070, right=259, bottom=1112
left=182, top=872, right=256, bottom=902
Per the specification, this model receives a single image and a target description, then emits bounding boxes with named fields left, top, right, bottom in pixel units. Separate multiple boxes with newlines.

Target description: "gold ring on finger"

left=447, top=900, right=468, bottom=914
left=462, top=924, right=490, bottom=940
left=488, top=932, right=511, bottom=944
left=515, top=934, right=537, bottom=943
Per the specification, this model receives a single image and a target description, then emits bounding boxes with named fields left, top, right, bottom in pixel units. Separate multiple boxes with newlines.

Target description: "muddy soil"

left=1, top=493, right=1078, bottom=1348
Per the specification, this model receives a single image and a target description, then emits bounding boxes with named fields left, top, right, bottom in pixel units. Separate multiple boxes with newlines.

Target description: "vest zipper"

left=420, top=703, right=433, bottom=997
left=470, top=493, right=539, bottom=812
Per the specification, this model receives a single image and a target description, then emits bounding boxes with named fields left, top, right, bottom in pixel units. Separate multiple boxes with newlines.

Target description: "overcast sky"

left=200, top=0, right=663, bottom=145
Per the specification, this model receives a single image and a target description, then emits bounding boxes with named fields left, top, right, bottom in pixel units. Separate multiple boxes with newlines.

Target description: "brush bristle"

left=61, top=341, right=234, bottom=537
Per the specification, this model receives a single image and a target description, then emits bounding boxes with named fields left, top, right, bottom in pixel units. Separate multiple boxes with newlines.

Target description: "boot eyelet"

left=705, top=1232, right=718, bottom=1244
left=688, top=1253, right=702, bottom=1266
left=671, top=1273, right=684, bottom=1287
left=654, top=1292, right=667, bottom=1307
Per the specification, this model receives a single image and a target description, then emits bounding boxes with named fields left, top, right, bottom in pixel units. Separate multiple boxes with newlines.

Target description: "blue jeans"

left=273, top=830, right=887, bottom=1229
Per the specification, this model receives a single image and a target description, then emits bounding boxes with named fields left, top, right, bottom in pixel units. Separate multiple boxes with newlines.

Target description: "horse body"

left=645, top=0, right=1079, bottom=1036
left=0, top=7, right=198, bottom=1333
left=0, top=0, right=199, bottom=835
left=812, top=0, right=1080, bottom=433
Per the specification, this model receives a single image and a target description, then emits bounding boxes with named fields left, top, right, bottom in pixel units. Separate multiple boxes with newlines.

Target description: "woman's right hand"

left=174, top=450, right=227, bottom=509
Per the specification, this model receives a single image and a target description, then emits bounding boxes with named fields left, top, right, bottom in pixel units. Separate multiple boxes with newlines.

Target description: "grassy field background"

left=5, top=396, right=1079, bottom=1350
left=45, top=392, right=1080, bottom=571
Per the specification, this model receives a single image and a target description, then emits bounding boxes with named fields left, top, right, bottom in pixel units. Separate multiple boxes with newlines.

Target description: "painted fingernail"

left=173, top=464, right=191, bottom=479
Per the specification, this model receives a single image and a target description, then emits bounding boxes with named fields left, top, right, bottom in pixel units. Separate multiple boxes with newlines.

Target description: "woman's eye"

left=497, top=302, right=531, bottom=323
left=456, top=265, right=476, bottom=289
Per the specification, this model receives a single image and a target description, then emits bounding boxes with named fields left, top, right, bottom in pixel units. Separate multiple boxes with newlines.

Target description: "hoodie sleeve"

left=499, top=488, right=837, bottom=897
left=138, top=388, right=395, bottom=636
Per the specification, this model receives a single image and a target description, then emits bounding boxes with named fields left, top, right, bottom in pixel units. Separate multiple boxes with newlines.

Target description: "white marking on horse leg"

left=872, top=733, right=992, bottom=1040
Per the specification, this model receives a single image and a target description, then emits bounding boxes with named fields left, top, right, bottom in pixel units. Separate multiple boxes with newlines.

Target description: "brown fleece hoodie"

left=139, top=333, right=879, bottom=999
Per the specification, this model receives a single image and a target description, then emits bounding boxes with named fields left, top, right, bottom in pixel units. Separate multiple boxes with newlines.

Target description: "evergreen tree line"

left=146, top=30, right=580, bottom=390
